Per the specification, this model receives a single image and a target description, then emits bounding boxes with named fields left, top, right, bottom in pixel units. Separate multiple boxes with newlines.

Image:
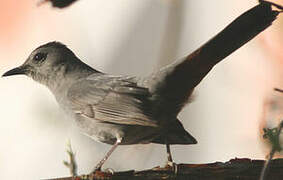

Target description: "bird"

left=2, top=2, right=281, bottom=171
left=2, top=42, right=200, bottom=171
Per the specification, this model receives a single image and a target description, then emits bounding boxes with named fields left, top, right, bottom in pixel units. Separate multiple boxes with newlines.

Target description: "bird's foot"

left=105, top=168, right=115, bottom=174
left=90, top=167, right=115, bottom=179
left=92, top=166, right=115, bottom=174
left=165, top=161, right=178, bottom=174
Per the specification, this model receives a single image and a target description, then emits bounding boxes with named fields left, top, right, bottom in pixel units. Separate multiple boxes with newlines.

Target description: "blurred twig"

left=260, top=121, right=283, bottom=180
left=63, top=141, right=78, bottom=177
left=274, top=88, right=283, bottom=93
left=259, top=0, right=283, bottom=11
left=38, top=0, right=78, bottom=8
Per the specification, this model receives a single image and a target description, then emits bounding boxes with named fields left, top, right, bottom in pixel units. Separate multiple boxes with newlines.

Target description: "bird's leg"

left=165, top=143, right=178, bottom=173
left=166, top=143, right=173, bottom=165
left=93, top=138, right=121, bottom=172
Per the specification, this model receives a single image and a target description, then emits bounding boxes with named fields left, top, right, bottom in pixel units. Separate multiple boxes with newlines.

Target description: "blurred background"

left=0, top=0, right=283, bottom=179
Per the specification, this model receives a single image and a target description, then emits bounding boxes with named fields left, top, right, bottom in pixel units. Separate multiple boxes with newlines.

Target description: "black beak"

left=2, top=66, right=26, bottom=77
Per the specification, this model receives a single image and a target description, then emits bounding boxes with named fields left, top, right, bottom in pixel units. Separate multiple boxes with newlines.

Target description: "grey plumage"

left=2, top=42, right=197, bottom=148
left=2, top=42, right=199, bottom=170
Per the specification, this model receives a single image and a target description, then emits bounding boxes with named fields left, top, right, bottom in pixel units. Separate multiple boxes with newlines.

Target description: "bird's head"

left=2, top=41, right=94, bottom=85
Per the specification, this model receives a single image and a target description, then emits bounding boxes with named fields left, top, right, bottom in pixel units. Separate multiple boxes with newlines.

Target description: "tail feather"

left=151, top=119, right=197, bottom=145
left=152, top=131, right=197, bottom=145
left=144, top=3, right=280, bottom=116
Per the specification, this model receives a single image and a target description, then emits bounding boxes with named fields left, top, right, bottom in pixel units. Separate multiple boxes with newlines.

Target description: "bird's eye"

left=33, top=53, right=47, bottom=62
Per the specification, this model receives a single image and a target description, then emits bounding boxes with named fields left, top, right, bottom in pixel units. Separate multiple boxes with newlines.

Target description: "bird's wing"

left=67, top=75, right=157, bottom=127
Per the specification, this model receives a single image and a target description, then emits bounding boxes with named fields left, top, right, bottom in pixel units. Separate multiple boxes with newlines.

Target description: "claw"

left=105, top=168, right=115, bottom=175
left=165, top=161, right=178, bottom=174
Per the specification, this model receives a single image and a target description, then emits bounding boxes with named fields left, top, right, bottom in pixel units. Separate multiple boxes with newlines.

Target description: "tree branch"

left=44, top=158, right=283, bottom=180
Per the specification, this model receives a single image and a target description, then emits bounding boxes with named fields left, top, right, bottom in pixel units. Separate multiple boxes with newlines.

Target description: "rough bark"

left=44, top=158, right=283, bottom=180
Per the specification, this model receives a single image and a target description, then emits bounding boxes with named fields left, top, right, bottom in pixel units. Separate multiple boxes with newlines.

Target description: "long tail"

left=144, top=2, right=281, bottom=116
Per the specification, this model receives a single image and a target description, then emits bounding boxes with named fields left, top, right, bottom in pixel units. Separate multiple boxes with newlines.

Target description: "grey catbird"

left=2, top=42, right=198, bottom=170
left=2, top=2, right=281, bottom=171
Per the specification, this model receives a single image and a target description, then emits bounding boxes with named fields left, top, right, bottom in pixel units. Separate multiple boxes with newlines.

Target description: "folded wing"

left=67, top=74, right=157, bottom=127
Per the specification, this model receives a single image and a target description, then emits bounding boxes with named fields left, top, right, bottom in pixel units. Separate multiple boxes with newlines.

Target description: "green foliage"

left=263, top=121, right=283, bottom=153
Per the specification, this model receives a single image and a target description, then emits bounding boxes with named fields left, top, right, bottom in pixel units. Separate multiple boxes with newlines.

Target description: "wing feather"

left=67, top=75, right=157, bottom=127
